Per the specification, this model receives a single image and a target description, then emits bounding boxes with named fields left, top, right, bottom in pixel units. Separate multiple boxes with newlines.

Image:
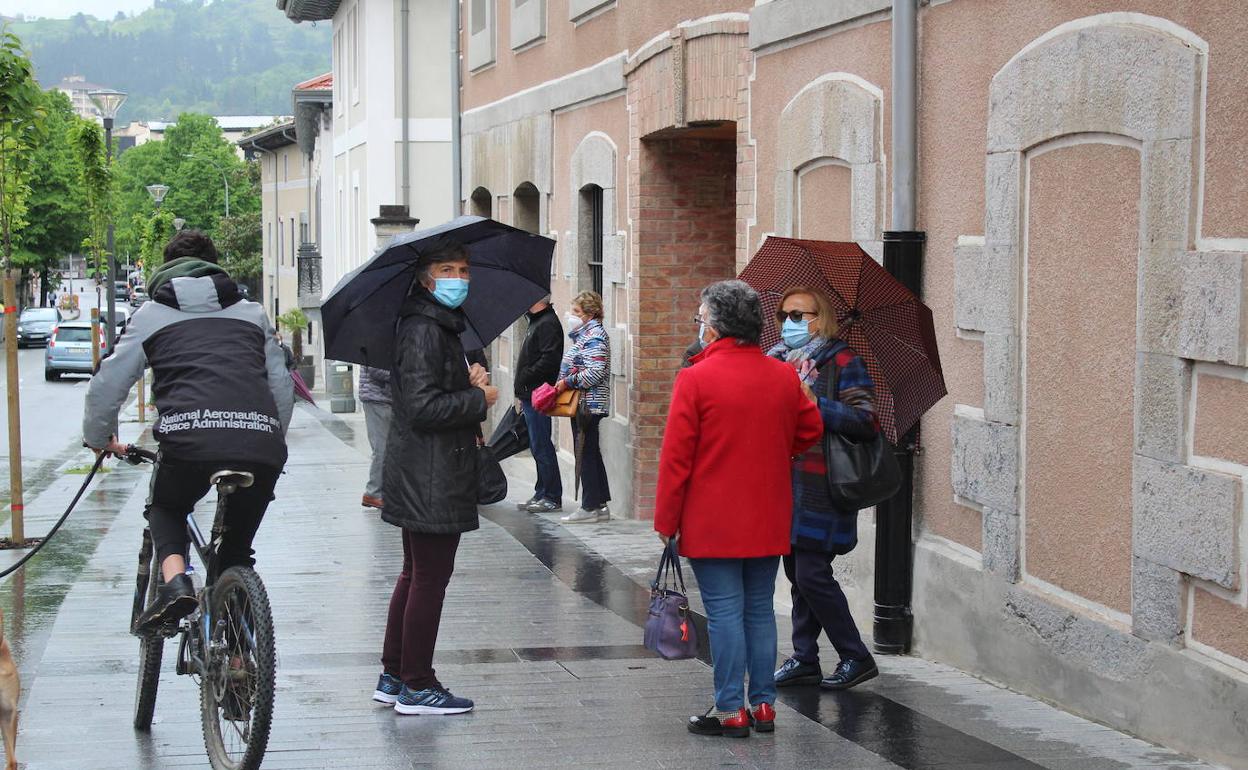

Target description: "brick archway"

left=624, top=15, right=751, bottom=516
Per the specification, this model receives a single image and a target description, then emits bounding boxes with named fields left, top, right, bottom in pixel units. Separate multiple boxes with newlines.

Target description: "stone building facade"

left=458, top=1, right=1248, bottom=763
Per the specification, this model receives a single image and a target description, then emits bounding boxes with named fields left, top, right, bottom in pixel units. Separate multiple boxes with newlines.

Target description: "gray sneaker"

left=516, top=497, right=541, bottom=511
left=526, top=499, right=563, bottom=513
left=561, top=507, right=607, bottom=524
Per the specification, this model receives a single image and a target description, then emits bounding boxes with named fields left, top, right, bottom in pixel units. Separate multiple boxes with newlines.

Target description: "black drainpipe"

left=874, top=231, right=924, bottom=654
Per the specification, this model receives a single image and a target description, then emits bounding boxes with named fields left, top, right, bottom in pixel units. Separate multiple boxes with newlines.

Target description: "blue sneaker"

left=394, top=684, right=474, bottom=715
left=373, top=672, right=402, bottom=705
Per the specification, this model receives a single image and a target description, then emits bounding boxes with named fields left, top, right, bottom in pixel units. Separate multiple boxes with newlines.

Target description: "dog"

left=0, top=607, right=18, bottom=770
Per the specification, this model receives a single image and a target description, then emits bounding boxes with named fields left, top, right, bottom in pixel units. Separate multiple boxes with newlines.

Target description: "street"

left=0, top=383, right=1214, bottom=769
left=0, top=342, right=93, bottom=518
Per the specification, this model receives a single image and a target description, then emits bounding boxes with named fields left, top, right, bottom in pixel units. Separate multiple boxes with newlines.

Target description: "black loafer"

left=132, top=573, right=197, bottom=636
left=774, top=657, right=822, bottom=687
left=820, top=657, right=878, bottom=691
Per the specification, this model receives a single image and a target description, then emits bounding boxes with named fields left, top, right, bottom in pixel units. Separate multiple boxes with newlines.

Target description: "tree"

left=12, top=89, right=89, bottom=306
left=276, top=308, right=308, bottom=362
left=73, top=120, right=112, bottom=293
left=0, top=26, right=46, bottom=544
left=114, top=112, right=261, bottom=261
left=0, top=27, right=45, bottom=274
left=136, top=209, right=175, bottom=287
left=216, top=210, right=262, bottom=287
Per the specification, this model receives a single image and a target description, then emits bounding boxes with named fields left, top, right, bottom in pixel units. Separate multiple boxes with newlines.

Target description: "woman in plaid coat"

left=555, top=291, right=612, bottom=523
left=767, top=286, right=881, bottom=693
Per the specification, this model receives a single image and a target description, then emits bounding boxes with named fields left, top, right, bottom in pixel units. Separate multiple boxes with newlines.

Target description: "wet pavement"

left=0, top=397, right=1220, bottom=769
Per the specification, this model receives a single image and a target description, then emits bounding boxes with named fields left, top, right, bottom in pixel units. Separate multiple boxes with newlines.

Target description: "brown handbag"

left=545, top=388, right=581, bottom=418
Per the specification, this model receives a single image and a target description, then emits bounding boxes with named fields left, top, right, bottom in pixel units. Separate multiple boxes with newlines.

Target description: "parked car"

left=111, top=306, right=131, bottom=337
left=15, top=307, right=62, bottom=348
left=130, top=288, right=149, bottom=307
left=45, top=321, right=107, bottom=381
left=114, top=280, right=130, bottom=303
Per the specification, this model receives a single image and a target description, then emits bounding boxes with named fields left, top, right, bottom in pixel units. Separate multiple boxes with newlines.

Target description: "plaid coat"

left=769, top=339, right=878, bottom=555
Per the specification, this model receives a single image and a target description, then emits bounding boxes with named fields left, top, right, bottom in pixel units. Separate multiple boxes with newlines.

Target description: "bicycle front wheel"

left=133, top=529, right=164, bottom=730
left=200, top=567, right=276, bottom=770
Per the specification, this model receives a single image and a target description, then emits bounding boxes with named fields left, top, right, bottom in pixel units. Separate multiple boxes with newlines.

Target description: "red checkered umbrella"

left=738, top=236, right=946, bottom=444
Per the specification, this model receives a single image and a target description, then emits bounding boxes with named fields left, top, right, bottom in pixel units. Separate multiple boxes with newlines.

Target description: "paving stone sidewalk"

left=0, top=401, right=1220, bottom=769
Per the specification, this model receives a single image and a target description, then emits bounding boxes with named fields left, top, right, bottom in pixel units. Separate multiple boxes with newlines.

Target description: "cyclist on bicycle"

left=83, top=230, right=293, bottom=635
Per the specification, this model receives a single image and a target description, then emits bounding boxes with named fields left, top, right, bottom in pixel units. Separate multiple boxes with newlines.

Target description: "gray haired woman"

left=654, top=280, right=822, bottom=737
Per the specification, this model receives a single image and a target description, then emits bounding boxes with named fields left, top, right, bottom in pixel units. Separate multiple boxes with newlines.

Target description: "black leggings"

left=145, top=457, right=281, bottom=571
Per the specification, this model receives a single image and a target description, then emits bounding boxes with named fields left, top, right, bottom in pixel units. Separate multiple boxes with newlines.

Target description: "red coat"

left=654, top=338, right=823, bottom=558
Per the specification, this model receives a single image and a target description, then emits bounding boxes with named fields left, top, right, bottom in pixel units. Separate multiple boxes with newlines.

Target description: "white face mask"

left=565, top=312, right=584, bottom=331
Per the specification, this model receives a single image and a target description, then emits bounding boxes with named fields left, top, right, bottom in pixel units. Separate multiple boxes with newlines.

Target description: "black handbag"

left=476, top=443, right=508, bottom=505
left=821, top=355, right=902, bottom=509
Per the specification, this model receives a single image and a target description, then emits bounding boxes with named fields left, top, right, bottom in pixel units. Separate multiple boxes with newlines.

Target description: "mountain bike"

left=125, top=446, right=276, bottom=770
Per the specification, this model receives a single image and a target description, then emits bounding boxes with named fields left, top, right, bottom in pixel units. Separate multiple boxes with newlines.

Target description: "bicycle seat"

left=210, top=470, right=255, bottom=489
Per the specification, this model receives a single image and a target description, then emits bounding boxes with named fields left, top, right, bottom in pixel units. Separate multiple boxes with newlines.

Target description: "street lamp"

left=183, top=153, right=230, bottom=218
left=146, top=184, right=170, bottom=210
left=172, top=217, right=186, bottom=232
left=88, top=88, right=127, bottom=349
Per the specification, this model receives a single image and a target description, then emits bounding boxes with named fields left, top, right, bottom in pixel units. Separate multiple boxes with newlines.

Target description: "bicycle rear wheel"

left=200, top=566, right=275, bottom=770
left=133, top=529, right=164, bottom=730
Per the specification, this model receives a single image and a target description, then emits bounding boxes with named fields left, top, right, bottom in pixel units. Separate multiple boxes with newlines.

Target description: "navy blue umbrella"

left=321, top=216, right=554, bottom=367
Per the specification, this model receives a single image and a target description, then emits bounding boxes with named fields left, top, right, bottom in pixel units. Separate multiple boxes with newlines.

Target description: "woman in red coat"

left=654, top=280, right=823, bottom=738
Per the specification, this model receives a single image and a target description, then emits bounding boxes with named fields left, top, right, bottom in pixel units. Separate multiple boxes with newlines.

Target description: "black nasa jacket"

left=82, top=258, right=293, bottom=467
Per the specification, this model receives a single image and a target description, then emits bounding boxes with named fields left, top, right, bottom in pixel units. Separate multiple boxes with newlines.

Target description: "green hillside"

left=10, top=0, right=330, bottom=122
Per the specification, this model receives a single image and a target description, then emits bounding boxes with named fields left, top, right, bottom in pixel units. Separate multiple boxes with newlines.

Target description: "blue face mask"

left=430, top=278, right=469, bottom=309
left=782, top=317, right=812, bottom=349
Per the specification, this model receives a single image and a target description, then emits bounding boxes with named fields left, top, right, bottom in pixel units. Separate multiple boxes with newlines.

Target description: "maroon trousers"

left=381, top=530, right=461, bottom=690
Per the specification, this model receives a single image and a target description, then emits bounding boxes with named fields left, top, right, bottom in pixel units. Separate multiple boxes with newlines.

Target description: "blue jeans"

left=688, top=556, right=780, bottom=712
left=521, top=398, right=562, bottom=505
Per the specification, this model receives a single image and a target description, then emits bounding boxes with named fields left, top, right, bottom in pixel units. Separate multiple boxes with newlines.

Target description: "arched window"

left=578, top=184, right=604, bottom=297
left=470, top=187, right=493, bottom=218
left=513, top=182, right=540, bottom=234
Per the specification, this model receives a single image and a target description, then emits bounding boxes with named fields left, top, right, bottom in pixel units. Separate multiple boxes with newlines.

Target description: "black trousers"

left=146, top=457, right=281, bottom=571
left=784, top=547, right=871, bottom=665
left=572, top=414, right=611, bottom=509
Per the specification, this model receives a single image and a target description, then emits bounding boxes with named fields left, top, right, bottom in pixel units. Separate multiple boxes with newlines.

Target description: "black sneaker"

left=516, top=496, right=542, bottom=510
left=132, top=573, right=197, bottom=636
left=820, top=657, right=879, bottom=691
left=774, top=657, right=822, bottom=687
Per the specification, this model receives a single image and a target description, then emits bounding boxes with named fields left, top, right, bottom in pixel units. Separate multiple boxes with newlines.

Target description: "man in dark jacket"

left=83, top=230, right=293, bottom=635
left=513, top=297, right=564, bottom=513
left=374, top=236, right=498, bottom=716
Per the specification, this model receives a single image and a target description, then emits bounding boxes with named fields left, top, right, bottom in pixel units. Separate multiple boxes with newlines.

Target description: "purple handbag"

left=643, top=541, right=698, bottom=660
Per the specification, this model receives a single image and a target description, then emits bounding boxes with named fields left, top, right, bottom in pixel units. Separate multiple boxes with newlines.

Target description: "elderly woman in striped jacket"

left=554, top=291, right=612, bottom=523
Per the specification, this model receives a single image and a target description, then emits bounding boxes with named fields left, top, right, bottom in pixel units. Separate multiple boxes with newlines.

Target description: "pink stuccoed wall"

left=1194, top=373, right=1248, bottom=468
left=1023, top=142, right=1139, bottom=614
left=462, top=0, right=754, bottom=112
left=797, top=163, right=853, bottom=242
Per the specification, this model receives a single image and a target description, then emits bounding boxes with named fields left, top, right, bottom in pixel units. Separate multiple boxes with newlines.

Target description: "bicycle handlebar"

left=124, top=445, right=158, bottom=465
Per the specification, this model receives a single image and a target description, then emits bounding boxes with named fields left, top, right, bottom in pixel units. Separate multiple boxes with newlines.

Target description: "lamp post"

left=146, top=183, right=169, bottom=210
left=88, top=88, right=127, bottom=350
left=183, top=153, right=230, bottom=218
left=173, top=217, right=186, bottom=232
